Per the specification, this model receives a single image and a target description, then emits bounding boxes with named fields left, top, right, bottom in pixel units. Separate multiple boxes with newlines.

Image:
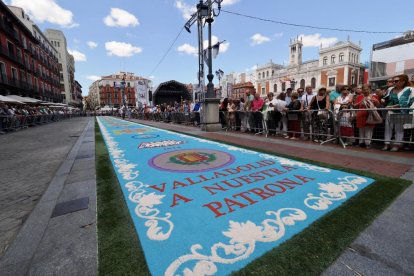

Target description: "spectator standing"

left=354, top=84, right=380, bottom=148
left=329, top=84, right=342, bottom=110
left=383, top=74, right=414, bottom=151
left=285, top=92, right=302, bottom=139
left=300, top=85, right=316, bottom=139
left=251, top=93, right=264, bottom=133
left=308, top=86, right=330, bottom=142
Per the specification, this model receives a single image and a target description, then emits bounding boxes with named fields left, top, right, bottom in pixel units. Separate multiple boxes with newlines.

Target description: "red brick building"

left=98, top=72, right=150, bottom=108
left=0, top=2, right=61, bottom=102
left=231, top=81, right=256, bottom=100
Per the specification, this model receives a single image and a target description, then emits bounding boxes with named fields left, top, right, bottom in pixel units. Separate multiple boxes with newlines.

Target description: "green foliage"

left=95, top=120, right=150, bottom=276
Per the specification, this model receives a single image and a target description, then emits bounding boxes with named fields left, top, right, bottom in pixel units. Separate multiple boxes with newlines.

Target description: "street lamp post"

left=120, top=73, right=126, bottom=119
left=215, top=69, right=224, bottom=98
left=184, top=0, right=223, bottom=131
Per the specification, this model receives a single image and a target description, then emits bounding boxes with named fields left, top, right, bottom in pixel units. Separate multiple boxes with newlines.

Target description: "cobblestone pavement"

left=0, top=118, right=90, bottom=258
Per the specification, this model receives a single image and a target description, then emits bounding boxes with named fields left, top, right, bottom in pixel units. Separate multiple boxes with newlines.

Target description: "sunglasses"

left=342, top=88, right=350, bottom=91
left=393, top=80, right=400, bottom=83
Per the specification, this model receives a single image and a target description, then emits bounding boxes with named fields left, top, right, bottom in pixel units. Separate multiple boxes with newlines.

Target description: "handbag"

left=316, top=99, right=329, bottom=120
left=364, top=99, right=382, bottom=124
left=366, top=111, right=382, bottom=124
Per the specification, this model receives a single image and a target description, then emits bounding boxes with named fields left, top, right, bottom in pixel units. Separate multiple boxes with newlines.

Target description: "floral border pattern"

left=304, top=176, right=367, bottom=210
left=165, top=208, right=307, bottom=276
left=98, top=117, right=174, bottom=240
left=259, top=153, right=331, bottom=172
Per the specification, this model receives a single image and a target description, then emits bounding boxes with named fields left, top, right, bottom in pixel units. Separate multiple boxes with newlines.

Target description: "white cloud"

left=175, top=0, right=196, bottom=20
left=149, top=75, right=156, bottom=79
left=177, top=43, right=198, bottom=56
left=299, top=33, right=338, bottom=47
left=68, top=49, right=86, bottom=61
left=251, top=65, right=258, bottom=71
left=222, top=0, right=240, bottom=5
left=203, top=36, right=229, bottom=53
left=251, top=33, right=270, bottom=46
left=105, top=41, right=142, bottom=57
left=104, top=8, right=139, bottom=27
left=85, top=75, right=101, bottom=81
left=11, top=0, right=78, bottom=28
left=87, top=41, right=98, bottom=49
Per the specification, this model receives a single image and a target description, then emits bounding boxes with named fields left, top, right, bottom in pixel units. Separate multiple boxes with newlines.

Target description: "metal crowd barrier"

left=107, top=107, right=413, bottom=151
left=0, top=113, right=82, bottom=134
left=336, top=107, right=414, bottom=148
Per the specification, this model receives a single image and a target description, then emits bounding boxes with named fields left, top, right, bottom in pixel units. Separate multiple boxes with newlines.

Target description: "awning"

left=0, top=95, right=24, bottom=104
left=7, top=95, right=42, bottom=103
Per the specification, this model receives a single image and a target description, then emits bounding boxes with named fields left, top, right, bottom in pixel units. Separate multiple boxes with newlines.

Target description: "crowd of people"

left=216, top=74, right=414, bottom=151
left=0, top=102, right=81, bottom=134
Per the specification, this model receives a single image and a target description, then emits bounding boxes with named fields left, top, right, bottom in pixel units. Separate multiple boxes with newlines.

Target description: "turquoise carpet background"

left=97, top=117, right=375, bottom=276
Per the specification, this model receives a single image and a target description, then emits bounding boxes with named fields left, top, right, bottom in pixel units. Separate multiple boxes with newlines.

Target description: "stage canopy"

left=153, top=80, right=192, bottom=106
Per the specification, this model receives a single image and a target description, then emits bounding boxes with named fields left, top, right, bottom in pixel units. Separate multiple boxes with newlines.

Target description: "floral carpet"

left=97, top=117, right=375, bottom=276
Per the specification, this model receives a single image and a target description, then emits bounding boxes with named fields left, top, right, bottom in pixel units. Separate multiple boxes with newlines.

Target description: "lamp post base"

left=200, top=97, right=221, bottom=132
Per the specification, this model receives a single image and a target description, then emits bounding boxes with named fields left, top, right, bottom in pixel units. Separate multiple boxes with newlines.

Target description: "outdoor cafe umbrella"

left=0, top=95, right=24, bottom=104
left=7, top=95, right=42, bottom=104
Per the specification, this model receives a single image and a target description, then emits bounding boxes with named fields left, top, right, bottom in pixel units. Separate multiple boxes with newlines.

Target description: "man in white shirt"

left=300, top=85, right=315, bottom=139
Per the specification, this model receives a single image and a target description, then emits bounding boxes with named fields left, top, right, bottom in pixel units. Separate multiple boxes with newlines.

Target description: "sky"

left=4, top=0, right=414, bottom=95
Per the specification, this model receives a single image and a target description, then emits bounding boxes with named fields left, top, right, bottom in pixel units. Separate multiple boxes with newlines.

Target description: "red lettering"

left=233, top=191, right=258, bottom=205
left=281, top=165, right=297, bottom=171
left=238, top=176, right=254, bottom=184
left=224, top=198, right=248, bottom=213
left=269, top=168, right=287, bottom=175
left=249, top=188, right=275, bottom=200
left=148, top=182, right=166, bottom=193
left=185, top=177, right=202, bottom=185
left=294, top=175, right=315, bottom=183
left=277, top=178, right=302, bottom=189
left=249, top=172, right=266, bottom=181
left=213, top=171, right=228, bottom=178
left=170, top=193, right=192, bottom=207
left=203, top=183, right=229, bottom=195
left=172, top=180, right=187, bottom=190
left=264, top=183, right=286, bottom=194
left=221, top=179, right=243, bottom=188
left=203, top=201, right=226, bottom=218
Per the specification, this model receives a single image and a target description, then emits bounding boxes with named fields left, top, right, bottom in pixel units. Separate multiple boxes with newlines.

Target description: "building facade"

left=369, top=30, right=414, bottom=88
left=96, top=72, right=151, bottom=108
left=44, top=29, right=76, bottom=105
left=1, top=3, right=61, bottom=101
left=231, top=81, right=256, bottom=99
left=88, top=79, right=100, bottom=110
left=255, top=37, right=364, bottom=97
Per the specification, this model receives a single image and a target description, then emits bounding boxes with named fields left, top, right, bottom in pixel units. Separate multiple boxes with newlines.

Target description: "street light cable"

left=147, top=26, right=185, bottom=78
left=221, top=9, right=404, bottom=34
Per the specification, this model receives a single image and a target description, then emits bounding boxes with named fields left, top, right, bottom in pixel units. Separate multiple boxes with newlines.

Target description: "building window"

left=339, top=53, right=344, bottom=62
left=273, top=84, right=277, bottom=92
left=272, top=70, right=274, bottom=76
left=329, top=77, right=336, bottom=87
left=311, top=77, right=316, bottom=89
left=261, top=87, right=265, bottom=94
left=262, top=72, right=265, bottom=78
left=300, top=79, right=305, bottom=88
left=266, top=71, right=269, bottom=78
left=331, top=55, right=336, bottom=64
left=0, top=62, right=6, bottom=82
left=323, top=56, right=327, bottom=65
left=351, top=76, right=355, bottom=85
left=11, top=67, right=18, bottom=83
left=282, top=82, right=286, bottom=91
